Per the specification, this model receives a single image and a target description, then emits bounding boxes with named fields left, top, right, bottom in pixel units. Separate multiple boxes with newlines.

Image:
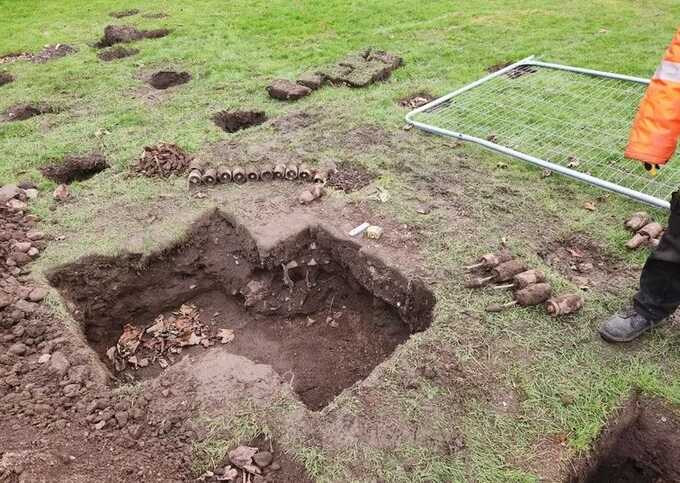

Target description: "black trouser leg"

left=634, top=191, right=680, bottom=321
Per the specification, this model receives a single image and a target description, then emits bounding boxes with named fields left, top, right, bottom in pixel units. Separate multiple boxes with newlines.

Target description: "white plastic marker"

left=348, top=222, right=370, bottom=237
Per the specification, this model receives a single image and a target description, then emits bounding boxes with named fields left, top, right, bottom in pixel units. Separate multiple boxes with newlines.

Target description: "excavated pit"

left=212, top=110, right=267, bottom=133
left=47, top=211, right=435, bottom=410
left=568, top=396, right=680, bottom=483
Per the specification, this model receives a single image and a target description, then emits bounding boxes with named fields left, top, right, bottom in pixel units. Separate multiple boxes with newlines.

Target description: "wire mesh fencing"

left=407, top=60, right=680, bottom=209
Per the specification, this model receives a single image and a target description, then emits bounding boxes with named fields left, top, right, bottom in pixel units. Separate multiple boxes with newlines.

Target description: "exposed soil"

left=569, top=395, right=680, bottom=483
left=0, top=71, right=14, bottom=86
left=0, top=52, right=32, bottom=65
left=148, top=70, right=191, bottom=89
left=95, top=25, right=170, bottom=48
left=317, top=48, right=403, bottom=88
left=327, top=160, right=375, bottom=193
left=40, top=153, right=110, bottom=184
left=31, top=44, right=77, bottom=64
left=134, top=143, right=192, bottom=177
left=142, top=12, right=169, bottom=19
left=97, top=46, right=139, bottom=61
left=212, top=110, right=267, bottom=133
left=538, top=234, right=635, bottom=293
left=399, top=92, right=435, bottom=109
left=47, top=211, right=435, bottom=410
left=109, top=9, right=140, bottom=18
left=270, top=110, right=318, bottom=134
left=2, top=103, right=54, bottom=122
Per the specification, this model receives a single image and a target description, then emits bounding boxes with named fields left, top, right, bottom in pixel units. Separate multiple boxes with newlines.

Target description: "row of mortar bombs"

left=464, top=249, right=584, bottom=316
left=187, top=160, right=327, bottom=186
left=624, top=212, right=664, bottom=249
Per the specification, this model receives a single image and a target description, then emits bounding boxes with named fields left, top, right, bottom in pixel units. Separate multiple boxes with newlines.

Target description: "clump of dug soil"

left=40, top=153, right=110, bottom=184
left=109, top=8, right=139, bottom=18
left=0, top=71, right=14, bottom=86
left=97, top=46, right=139, bottom=62
left=327, top=160, right=375, bottom=193
left=142, top=12, right=169, bottom=19
left=2, top=103, right=54, bottom=122
left=148, top=70, right=191, bottom=89
left=31, top=44, right=77, bottom=63
left=134, top=142, right=192, bottom=177
left=212, top=110, right=267, bottom=133
left=317, top=47, right=403, bottom=88
left=95, top=25, right=170, bottom=48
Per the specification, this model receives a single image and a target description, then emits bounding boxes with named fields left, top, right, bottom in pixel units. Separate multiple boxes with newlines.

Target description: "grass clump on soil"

left=2, top=0, right=680, bottom=482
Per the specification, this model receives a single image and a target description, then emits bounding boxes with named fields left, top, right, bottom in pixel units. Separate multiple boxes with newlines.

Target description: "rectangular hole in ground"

left=568, top=395, right=680, bottom=483
left=47, top=211, right=435, bottom=410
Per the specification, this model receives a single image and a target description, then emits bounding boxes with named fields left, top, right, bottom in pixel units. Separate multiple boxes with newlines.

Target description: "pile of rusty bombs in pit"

left=464, top=249, right=584, bottom=316
left=624, top=212, right=664, bottom=250
left=186, top=159, right=328, bottom=186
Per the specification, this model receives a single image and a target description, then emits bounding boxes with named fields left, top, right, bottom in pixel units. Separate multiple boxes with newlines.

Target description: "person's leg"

left=600, top=191, right=680, bottom=342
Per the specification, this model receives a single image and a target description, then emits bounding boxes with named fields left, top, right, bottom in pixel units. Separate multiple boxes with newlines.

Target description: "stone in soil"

left=266, top=79, right=312, bottom=101
left=95, top=25, right=170, bottom=48
left=2, top=103, right=54, bottom=122
left=40, top=153, right=110, bottom=184
left=212, top=110, right=267, bottom=133
left=31, top=44, right=77, bottom=64
left=148, top=70, right=191, bottom=89
left=48, top=212, right=435, bottom=410
left=97, top=46, right=139, bottom=62
left=0, top=71, right=14, bottom=86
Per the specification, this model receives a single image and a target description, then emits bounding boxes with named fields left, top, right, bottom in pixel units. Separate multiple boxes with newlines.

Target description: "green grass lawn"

left=2, top=0, right=680, bottom=481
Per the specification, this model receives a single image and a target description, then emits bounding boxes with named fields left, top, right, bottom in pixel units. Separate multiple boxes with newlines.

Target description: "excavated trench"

left=47, top=211, right=435, bottom=410
left=568, top=395, right=680, bottom=483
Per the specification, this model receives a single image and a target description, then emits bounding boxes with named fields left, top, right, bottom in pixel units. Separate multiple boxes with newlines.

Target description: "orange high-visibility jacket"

left=626, top=27, right=680, bottom=165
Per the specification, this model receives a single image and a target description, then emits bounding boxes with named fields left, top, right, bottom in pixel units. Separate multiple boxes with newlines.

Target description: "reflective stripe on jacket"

left=625, top=27, right=680, bottom=165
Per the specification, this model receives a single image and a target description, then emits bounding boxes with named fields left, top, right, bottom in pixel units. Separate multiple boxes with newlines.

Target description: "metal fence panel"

left=406, top=57, right=680, bottom=210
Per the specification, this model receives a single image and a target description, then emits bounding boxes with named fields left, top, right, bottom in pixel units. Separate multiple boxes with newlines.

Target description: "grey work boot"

left=599, top=309, right=663, bottom=343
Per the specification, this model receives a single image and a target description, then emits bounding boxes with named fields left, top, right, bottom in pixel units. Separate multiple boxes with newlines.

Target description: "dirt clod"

left=95, top=25, right=170, bottom=48
left=97, top=46, right=139, bottom=61
left=109, top=9, right=140, bottom=18
left=212, top=110, right=267, bottom=133
left=267, top=79, right=312, bottom=101
left=0, top=71, right=14, bottom=86
left=40, top=153, right=110, bottom=184
left=148, top=70, right=191, bottom=89
left=2, top=103, right=54, bottom=122
left=317, top=48, right=403, bottom=88
left=134, top=143, right=192, bottom=177
left=326, top=160, right=374, bottom=193
left=31, top=44, right=77, bottom=63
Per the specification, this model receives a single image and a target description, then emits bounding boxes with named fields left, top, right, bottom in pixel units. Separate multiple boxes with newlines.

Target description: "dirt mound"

left=0, top=52, right=32, bottom=64
left=31, top=44, right=77, bottom=63
left=40, top=153, right=110, bottom=184
left=109, top=9, right=139, bottom=18
left=2, top=103, right=54, bottom=122
left=0, top=71, right=14, bottom=86
left=317, top=47, right=403, bottom=88
left=48, top=213, right=435, bottom=410
left=95, top=25, right=170, bottom=48
left=399, top=92, right=434, bottom=109
left=97, top=46, right=138, bottom=61
left=148, top=70, right=191, bottom=89
left=134, top=143, right=192, bottom=177
left=327, top=160, right=375, bottom=193
left=212, top=110, right=267, bottom=133
left=142, top=12, right=169, bottom=19
left=569, top=396, right=680, bottom=483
